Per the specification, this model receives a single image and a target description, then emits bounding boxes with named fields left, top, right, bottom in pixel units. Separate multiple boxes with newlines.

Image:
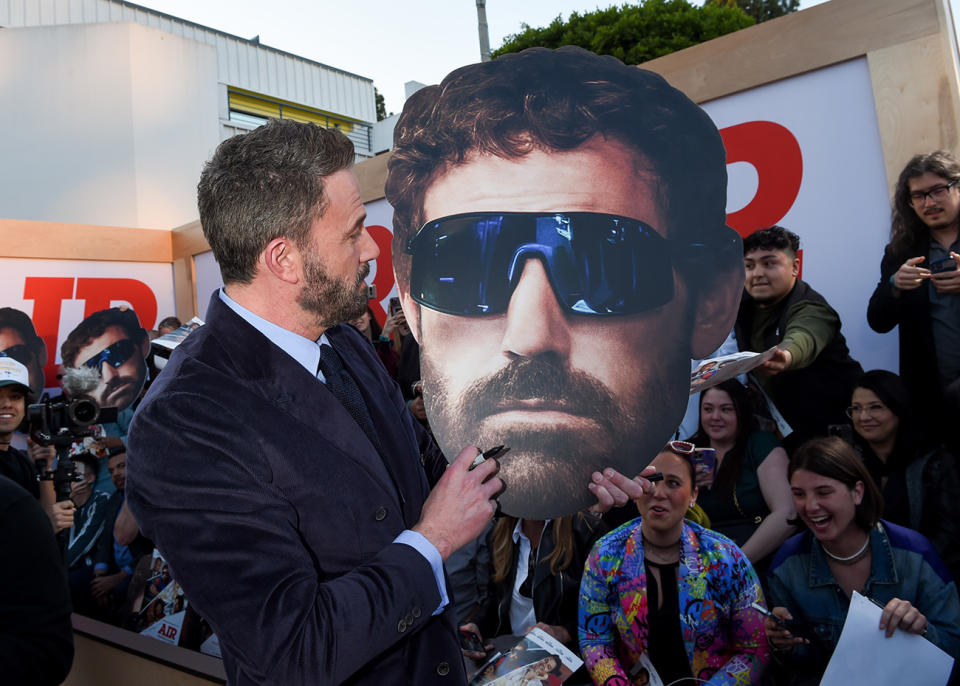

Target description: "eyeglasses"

left=845, top=403, right=888, bottom=419
left=0, top=344, right=31, bottom=366
left=909, top=180, right=958, bottom=207
left=666, top=440, right=695, bottom=456
left=82, top=339, right=138, bottom=372
left=405, top=212, right=738, bottom=316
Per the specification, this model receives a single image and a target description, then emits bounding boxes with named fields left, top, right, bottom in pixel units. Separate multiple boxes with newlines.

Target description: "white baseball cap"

left=0, top=357, right=31, bottom=393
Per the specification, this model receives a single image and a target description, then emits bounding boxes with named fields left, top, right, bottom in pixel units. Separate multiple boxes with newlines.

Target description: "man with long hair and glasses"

left=387, top=46, right=744, bottom=520
left=868, top=151, right=960, bottom=445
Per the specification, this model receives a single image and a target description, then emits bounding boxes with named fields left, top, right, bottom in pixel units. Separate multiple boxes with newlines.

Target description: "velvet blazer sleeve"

left=126, top=308, right=460, bottom=685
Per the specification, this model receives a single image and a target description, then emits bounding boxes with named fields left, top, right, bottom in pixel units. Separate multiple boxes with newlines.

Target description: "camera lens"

left=68, top=397, right=100, bottom=426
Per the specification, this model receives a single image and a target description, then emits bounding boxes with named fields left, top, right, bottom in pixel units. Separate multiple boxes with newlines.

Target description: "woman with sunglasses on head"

left=687, top=379, right=796, bottom=574
left=845, top=370, right=960, bottom=582
left=579, top=441, right=769, bottom=685
left=766, top=437, right=960, bottom=685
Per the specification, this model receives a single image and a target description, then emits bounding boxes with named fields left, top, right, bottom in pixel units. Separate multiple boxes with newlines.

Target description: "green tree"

left=706, top=0, right=799, bottom=23
left=375, top=87, right=388, bottom=121
left=492, top=0, right=754, bottom=64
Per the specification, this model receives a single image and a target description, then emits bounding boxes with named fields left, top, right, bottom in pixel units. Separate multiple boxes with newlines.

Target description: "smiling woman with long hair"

left=688, top=379, right=796, bottom=570
left=579, top=442, right=769, bottom=685
left=766, top=437, right=960, bottom=684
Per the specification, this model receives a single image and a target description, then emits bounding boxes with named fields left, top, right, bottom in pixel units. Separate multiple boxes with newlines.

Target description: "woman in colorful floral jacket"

left=579, top=442, right=770, bottom=685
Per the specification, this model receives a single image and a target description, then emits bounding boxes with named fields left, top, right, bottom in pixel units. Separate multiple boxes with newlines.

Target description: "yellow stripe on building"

left=228, top=88, right=355, bottom=133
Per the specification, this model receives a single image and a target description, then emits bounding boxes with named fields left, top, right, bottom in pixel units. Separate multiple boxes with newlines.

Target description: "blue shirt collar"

left=218, top=288, right=328, bottom=379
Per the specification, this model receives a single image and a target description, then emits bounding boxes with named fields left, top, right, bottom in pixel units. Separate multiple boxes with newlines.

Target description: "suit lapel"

left=328, top=326, right=430, bottom=525
left=204, top=294, right=400, bottom=502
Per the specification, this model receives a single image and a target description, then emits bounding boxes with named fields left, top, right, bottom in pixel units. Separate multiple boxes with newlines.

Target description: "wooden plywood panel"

left=644, top=0, right=941, bottom=104
left=64, top=634, right=222, bottom=686
left=173, top=255, right=198, bottom=320
left=0, top=218, right=172, bottom=262
left=355, top=151, right=391, bottom=204
left=172, top=220, right=209, bottom=260
left=868, top=33, right=960, bottom=191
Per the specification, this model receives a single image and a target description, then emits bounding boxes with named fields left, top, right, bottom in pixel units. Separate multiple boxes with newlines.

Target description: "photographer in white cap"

left=0, top=357, right=73, bottom=532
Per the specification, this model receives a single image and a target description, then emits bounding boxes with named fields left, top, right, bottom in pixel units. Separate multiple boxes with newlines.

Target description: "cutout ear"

left=262, top=237, right=301, bottom=285
left=399, top=291, right=423, bottom=345
left=791, top=256, right=800, bottom=278
left=691, top=258, right=744, bottom=360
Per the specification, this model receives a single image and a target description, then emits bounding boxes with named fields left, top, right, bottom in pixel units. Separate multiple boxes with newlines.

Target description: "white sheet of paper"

left=820, top=591, right=954, bottom=686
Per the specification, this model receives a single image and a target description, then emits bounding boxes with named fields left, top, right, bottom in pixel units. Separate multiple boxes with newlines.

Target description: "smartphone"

left=751, top=602, right=811, bottom=639
left=929, top=256, right=958, bottom=274
left=388, top=296, right=402, bottom=317
left=365, top=283, right=377, bottom=300
left=459, top=628, right=485, bottom=653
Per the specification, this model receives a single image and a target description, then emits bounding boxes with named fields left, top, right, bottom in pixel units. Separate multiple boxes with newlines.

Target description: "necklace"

left=822, top=534, right=871, bottom=565
left=641, top=532, right=681, bottom=563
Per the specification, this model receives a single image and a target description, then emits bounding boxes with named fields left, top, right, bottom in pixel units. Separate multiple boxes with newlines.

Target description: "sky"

left=132, top=0, right=829, bottom=116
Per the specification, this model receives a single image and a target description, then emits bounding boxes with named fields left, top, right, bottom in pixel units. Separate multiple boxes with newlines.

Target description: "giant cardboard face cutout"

left=0, top=307, right=47, bottom=398
left=60, top=307, right=150, bottom=412
left=388, top=47, right=743, bottom=518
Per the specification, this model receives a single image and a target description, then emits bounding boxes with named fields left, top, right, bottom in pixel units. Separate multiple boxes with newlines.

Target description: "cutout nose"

left=500, top=258, right=571, bottom=360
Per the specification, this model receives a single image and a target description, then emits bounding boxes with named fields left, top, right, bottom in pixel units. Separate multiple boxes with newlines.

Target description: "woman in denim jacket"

left=766, top=437, right=960, bottom=684
left=579, top=443, right=770, bottom=685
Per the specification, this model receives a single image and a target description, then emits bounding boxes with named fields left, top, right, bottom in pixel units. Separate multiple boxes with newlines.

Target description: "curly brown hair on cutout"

left=385, top=46, right=732, bottom=297
left=61, top=307, right=146, bottom=368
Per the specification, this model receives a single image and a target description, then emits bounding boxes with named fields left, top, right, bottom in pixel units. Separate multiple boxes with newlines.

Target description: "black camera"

left=27, top=394, right=118, bottom=446
left=27, top=395, right=118, bottom=506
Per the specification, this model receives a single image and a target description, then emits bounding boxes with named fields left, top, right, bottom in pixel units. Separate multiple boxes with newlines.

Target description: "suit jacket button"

left=397, top=619, right=407, bottom=633
left=404, top=612, right=414, bottom=625
left=436, top=662, right=450, bottom=676
left=375, top=506, right=387, bottom=521
left=412, top=606, right=421, bottom=618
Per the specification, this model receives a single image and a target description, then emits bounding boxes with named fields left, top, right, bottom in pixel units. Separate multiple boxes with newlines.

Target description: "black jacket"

left=867, top=237, right=946, bottom=426
left=736, top=279, right=862, bottom=447
left=478, top=514, right=607, bottom=648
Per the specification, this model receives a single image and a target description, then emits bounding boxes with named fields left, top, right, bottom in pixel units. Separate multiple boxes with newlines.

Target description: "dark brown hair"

left=890, top=151, right=960, bottom=254
left=386, top=46, right=734, bottom=296
left=688, top=379, right=758, bottom=492
left=742, top=225, right=800, bottom=258
left=788, top=436, right=884, bottom=531
left=61, top=307, right=145, bottom=368
left=197, top=119, right=355, bottom=284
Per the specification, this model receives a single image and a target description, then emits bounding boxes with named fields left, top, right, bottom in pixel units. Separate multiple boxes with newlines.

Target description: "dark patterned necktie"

left=318, top=344, right=384, bottom=456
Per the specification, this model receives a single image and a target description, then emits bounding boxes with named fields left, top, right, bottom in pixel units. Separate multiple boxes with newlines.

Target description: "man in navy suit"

left=127, top=119, right=643, bottom=684
left=125, top=120, right=509, bottom=685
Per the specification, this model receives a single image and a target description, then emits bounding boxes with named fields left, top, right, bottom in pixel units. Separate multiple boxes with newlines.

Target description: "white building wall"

left=0, top=22, right=220, bottom=229
left=0, top=0, right=376, bottom=123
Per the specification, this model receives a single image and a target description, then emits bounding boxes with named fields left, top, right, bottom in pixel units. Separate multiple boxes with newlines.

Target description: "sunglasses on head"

left=0, top=344, right=31, bottom=366
left=82, top=339, right=138, bottom=372
left=406, top=212, right=731, bottom=316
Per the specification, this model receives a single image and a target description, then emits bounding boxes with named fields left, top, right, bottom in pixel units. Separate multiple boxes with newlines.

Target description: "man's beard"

left=421, top=352, right=688, bottom=519
left=97, top=374, right=140, bottom=410
left=297, top=254, right=370, bottom=329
